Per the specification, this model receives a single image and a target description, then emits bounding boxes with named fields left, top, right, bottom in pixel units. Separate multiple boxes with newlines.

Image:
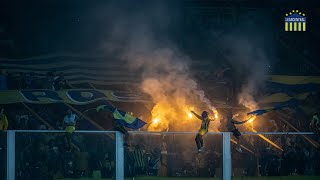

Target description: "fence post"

left=7, top=131, right=15, bottom=180
left=115, top=131, right=124, bottom=180
left=223, top=132, right=231, bottom=180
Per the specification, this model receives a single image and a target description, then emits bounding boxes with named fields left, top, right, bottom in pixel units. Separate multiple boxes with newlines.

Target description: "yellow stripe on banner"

left=303, top=22, right=306, bottom=31
left=285, top=22, right=288, bottom=31
left=269, top=75, right=320, bottom=85
left=294, top=22, right=297, bottom=31
left=0, top=89, right=150, bottom=104
left=289, top=22, right=293, bottom=31
left=258, top=92, right=310, bottom=104
left=298, top=22, right=302, bottom=31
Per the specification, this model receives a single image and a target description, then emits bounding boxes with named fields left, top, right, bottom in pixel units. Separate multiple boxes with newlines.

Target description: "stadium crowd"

left=0, top=69, right=320, bottom=179
left=1, top=130, right=320, bottom=179
left=0, top=69, right=71, bottom=90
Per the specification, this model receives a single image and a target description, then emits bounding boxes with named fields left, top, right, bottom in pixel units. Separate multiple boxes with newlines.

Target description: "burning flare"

left=153, top=118, right=159, bottom=124
left=147, top=102, right=198, bottom=131
left=247, top=115, right=256, bottom=123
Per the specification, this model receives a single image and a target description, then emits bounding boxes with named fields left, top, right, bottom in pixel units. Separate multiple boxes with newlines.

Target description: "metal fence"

left=2, top=130, right=314, bottom=180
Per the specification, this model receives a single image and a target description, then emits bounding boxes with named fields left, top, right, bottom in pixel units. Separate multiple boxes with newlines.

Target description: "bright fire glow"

left=147, top=101, right=218, bottom=132
left=214, top=112, right=218, bottom=119
left=247, top=115, right=256, bottom=123
left=141, top=78, right=219, bottom=132
left=237, top=97, right=283, bottom=152
left=153, top=118, right=159, bottom=124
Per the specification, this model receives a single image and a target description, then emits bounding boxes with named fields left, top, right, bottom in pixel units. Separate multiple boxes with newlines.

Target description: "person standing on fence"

left=63, top=109, right=78, bottom=133
left=226, top=112, right=249, bottom=153
left=191, top=110, right=214, bottom=152
left=63, top=109, right=78, bottom=151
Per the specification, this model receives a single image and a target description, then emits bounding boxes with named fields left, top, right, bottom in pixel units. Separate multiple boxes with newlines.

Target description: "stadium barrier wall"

left=4, top=130, right=314, bottom=180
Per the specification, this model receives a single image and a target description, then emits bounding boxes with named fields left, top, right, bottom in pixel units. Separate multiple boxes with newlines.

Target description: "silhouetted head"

left=201, top=111, right=209, bottom=119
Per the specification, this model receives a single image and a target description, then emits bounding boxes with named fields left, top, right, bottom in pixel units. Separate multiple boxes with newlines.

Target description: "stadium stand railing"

left=1, top=131, right=316, bottom=180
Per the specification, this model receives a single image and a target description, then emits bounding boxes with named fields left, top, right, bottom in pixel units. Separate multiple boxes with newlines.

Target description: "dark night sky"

left=1, top=0, right=320, bottom=64
left=1, top=0, right=184, bottom=56
left=2, top=1, right=112, bottom=54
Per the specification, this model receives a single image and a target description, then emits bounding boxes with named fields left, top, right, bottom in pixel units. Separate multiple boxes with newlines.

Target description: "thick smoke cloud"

left=96, top=0, right=273, bottom=131
left=224, top=36, right=269, bottom=110
left=216, top=13, right=273, bottom=111
left=100, top=1, right=218, bottom=131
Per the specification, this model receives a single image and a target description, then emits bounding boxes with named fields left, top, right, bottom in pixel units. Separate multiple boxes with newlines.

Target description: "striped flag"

left=95, top=105, right=147, bottom=129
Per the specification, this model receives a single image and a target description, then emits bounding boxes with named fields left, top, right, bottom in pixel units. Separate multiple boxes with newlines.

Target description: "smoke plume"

left=101, top=1, right=217, bottom=131
left=216, top=15, right=273, bottom=111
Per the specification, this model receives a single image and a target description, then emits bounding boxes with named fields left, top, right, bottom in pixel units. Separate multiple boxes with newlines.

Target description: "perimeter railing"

left=0, top=130, right=315, bottom=180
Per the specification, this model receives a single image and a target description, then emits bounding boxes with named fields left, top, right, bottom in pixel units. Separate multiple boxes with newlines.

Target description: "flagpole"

left=22, top=103, right=53, bottom=129
left=63, top=103, right=115, bottom=140
left=274, top=112, right=320, bottom=148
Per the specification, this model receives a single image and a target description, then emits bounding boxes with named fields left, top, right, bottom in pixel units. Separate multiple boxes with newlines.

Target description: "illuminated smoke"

left=130, top=46, right=217, bottom=131
left=100, top=1, right=218, bottom=131
left=218, top=35, right=270, bottom=111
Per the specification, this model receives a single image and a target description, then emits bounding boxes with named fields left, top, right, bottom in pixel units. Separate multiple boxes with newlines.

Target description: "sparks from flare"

left=245, top=115, right=283, bottom=151
left=247, top=115, right=256, bottom=123
left=147, top=102, right=219, bottom=131
left=148, top=103, right=200, bottom=131
left=153, top=118, right=159, bottom=124
left=237, top=96, right=283, bottom=151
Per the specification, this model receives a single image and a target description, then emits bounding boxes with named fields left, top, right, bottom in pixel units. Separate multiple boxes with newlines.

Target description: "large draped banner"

left=1, top=75, right=319, bottom=108
left=0, top=89, right=150, bottom=104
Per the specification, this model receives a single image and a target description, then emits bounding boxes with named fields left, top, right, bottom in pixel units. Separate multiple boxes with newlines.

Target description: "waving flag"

left=247, top=99, right=300, bottom=116
left=247, top=108, right=276, bottom=116
left=95, top=105, right=147, bottom=129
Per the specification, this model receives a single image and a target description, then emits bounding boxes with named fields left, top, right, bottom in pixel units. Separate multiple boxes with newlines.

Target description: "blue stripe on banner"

left=69, top=80, right=138, bottom=85
left=116, top=118, right=147, bottom=129
left=258, top=99, right=302, bottom=109
left=265, top=82, right=320, bottom=95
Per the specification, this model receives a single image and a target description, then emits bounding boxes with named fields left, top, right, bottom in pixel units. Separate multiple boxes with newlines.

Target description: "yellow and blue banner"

left=95, top=105, right=147, bottom=129
left=252, top=75, right=320, bottom=115
left=248, top=99, right=301, bottom=116
left=0, top=89, right=150, bottom=104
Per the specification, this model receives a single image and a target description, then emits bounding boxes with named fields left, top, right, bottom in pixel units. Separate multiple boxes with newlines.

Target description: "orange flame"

left=147, top=101, right=218, bottom=131
left=147, top=100, right=199, bottom=131
left=153, top=118, right=159, bottom=124
left=215, top=113, right=218, bottom=119
left=247, top=115, right=256, bottom=123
